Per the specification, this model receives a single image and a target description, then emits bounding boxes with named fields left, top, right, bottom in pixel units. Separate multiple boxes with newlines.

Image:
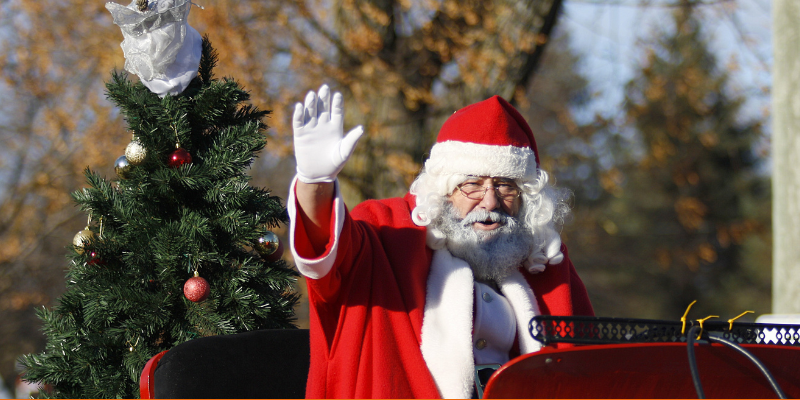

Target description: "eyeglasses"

left=456, top=180, right=522, bottom=200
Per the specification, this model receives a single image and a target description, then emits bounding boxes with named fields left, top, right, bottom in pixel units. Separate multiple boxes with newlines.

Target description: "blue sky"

left=561, top=0, right=772, bottom=127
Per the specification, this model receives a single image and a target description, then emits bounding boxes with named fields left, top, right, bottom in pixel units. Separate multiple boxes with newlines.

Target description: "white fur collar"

left=420, top=248, right=542, bottom=398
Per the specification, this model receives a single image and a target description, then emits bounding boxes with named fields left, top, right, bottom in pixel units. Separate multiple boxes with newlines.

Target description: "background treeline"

left=0, top=0, right=770, bottom=394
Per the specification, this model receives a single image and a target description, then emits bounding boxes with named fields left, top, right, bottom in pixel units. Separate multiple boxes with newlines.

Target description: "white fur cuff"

left=287, top=176, right=345, bottom=279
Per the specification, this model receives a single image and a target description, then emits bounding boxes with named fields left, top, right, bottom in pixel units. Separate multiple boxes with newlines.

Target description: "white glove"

left=293, top=84, right=364, bottom=184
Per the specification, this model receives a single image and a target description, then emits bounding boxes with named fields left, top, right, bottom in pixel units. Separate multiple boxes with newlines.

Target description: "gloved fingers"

left=336, top=125, right=364, bottom=163
left=292, top=102, right=305, bottom=131
left=330, top=91, right=344, bottom=126
left=304, top=90, right=318, bottom=128
left=317, top=84, right=331, bottom=123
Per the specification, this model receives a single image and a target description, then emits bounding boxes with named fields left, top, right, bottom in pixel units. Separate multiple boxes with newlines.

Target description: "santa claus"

left=289, top=85, right=594, bottom=399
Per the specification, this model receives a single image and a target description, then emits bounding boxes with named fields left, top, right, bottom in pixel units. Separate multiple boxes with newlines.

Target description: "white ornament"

left=125, top=139, right=148, bottom=165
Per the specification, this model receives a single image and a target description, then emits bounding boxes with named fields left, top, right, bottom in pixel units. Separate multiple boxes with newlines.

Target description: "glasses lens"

left=496, top=184, right=520, bottom=199
left=459, top=182, right=485, bottom=199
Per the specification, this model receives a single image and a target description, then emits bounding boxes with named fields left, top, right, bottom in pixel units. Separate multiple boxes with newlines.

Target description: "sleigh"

left=481, top=315, right=800, bottom=398
left=140, top=316, right=800, bottom=398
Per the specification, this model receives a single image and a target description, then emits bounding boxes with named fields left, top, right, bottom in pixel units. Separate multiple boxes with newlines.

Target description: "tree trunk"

left=772, top=0, right=800, bottom=313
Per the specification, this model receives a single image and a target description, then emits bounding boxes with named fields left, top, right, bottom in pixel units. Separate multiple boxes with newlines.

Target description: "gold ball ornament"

left=255, top=231, right=279, bottom=255
left=73, top=229, right=95, bottom=254
left=125, top=139, right=147, bottom=165
left=255, top=231, right=284, bottom=262
left=114, top=155, right=133, bottom=179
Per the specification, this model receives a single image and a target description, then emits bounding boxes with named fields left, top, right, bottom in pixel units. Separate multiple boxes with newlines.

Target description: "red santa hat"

left=424, top=95, right=540, bottom=180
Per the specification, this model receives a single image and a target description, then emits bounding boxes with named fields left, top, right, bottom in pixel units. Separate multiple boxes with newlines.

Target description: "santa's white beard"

left=435, top=202, right=534, bottom=282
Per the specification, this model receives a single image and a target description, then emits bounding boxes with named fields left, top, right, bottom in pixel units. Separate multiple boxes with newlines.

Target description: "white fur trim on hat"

left=425, top=141, right=537, bottom=180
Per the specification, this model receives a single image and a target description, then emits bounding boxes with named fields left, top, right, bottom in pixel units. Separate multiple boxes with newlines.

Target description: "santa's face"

left=435, top=201, right=532, bottom=282
left=449, top=176, right=521, bottom=231
left=439, top=177, right=531, bottom=282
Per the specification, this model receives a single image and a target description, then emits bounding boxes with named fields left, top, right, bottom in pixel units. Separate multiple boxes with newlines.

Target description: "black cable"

left=686, top=326, right=705, bottom=399
left=708, top=334, right=788, bottom=399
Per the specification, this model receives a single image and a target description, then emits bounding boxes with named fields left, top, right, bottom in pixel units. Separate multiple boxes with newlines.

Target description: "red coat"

left=289, top=185, right=594, bottom=399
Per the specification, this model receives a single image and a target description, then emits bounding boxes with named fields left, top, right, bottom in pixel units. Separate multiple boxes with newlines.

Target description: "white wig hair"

left=409, top=167, right=570, bottom=273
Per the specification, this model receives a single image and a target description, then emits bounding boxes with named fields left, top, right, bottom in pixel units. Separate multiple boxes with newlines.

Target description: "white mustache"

left=460, top=208, right=509, bottom=227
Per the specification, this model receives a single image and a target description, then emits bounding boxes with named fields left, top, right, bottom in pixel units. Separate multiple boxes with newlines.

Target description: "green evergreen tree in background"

left=18, top=38, right=299, bottom=398
left=605, top=4, right=771, bottom=319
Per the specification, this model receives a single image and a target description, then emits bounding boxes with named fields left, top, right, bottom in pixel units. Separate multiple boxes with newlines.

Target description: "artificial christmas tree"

left=18, top=1, right=298, bottom=398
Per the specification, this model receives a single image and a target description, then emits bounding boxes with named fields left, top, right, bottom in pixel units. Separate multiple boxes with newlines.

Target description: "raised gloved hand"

left=293, top=84, right=364, bottom=184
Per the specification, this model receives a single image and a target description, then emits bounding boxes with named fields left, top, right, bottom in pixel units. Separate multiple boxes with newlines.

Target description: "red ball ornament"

left=87, top=251, right=106, bottom=266
left=183, top=271, right=210, bottom=302
left=168, top=147, right=192, bottom=168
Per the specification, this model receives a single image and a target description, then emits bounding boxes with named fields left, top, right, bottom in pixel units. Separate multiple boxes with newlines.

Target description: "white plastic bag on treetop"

left=106, top=0, right=202, bottom=97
